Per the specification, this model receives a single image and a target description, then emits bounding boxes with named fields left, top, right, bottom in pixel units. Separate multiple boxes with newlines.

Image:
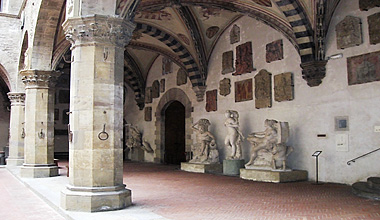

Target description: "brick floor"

left=121, top=162, right=380, bottom=220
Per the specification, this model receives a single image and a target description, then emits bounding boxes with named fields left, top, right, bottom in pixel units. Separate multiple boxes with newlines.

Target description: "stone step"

left=367, top=177, right=380, bottom=190
left=352, top=182, right=380, bottom=201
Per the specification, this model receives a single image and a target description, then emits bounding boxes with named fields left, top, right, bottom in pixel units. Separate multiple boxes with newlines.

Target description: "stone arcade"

left=0, top=0, right=380, bottom=215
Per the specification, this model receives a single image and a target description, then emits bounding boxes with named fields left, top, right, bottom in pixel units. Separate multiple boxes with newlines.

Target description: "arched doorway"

left=164, top=101, right=186, bottom=164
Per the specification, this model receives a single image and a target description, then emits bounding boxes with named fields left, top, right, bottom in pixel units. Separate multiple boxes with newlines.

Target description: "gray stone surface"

left=181, top=162, right=222, bottom=174
left=240, top=169, right=308, bottom=183
left=223, top=159, right=245, bottom=176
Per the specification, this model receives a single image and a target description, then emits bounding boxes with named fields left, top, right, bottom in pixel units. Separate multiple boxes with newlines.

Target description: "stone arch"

left=154, top=88, right=193, bottom=163
left=19, top=31, right=29, bottom=71
left=0, top=63, right=11, bottom=110
left=30, top=0, right=65, bottom=70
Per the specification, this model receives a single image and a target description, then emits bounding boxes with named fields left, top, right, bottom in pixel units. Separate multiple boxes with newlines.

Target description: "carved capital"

left=301, top=60, right=328, bottom=87
left=63, top=15, right=135, bottom=48
left=193, top=85, right=207, bottom=102
left=7, top=92, right=25, bottom=106
left=20, top=70, right=61, bottom=89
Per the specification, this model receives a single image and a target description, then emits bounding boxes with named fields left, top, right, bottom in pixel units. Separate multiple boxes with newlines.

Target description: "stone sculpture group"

left=189, top=110, right=293, bottom=171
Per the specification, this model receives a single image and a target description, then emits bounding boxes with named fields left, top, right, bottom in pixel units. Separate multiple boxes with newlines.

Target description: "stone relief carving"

left=347, top=50, right=380, bottom=85
left=255, top=69, right=272, bottom=109
left=189, top=119, right=219, bottom=164
left=145, top=87, right=152, bottom=103
left=144, top=107, right=152, bottom=121
left=235, top=78, right=253, bottom=102
left=160, top=79, right=165, bottom=93
left=359, top=0, right=380, bottom=11
left=152, top=80, right=160, bottom=98
left=136, top=10, right=172, bottom=20
left=266, top=39, right=283, bottom=63
left=222, top=51, right=235, bottom=74
left=245, top=119, right=293, bottom=171
left=230, top=25, right=240, bottom=44
left=162, top=57, right=173, bottom=75
left=206, top=90, right=217, bottom=112
left=224, top=110, right=244, bottom=160
left=125, top=124, right=154, bottom=153
left=368, top=12, right=380, bottom=45
left=336, top=16, right=362, bottom=49
left=177, top=68, right=188, bottom=86
left=219, top=78, right=231, bottom=97
left=234, top=42, right=255, bottom=75
left=206, top=26, right=220, bottom=39
left=274, top=72, right=294, bottom=102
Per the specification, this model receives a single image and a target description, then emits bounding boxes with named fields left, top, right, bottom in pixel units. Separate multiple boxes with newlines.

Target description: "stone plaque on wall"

left=368, top=12, right=380, bottom=45
left=219, top=78, right=231, bottom=96
left=152, top=80, right=160, bottom=98
left=230, top=25, right=240, bottom=44
left=347, top=50, right=380, bottom=85
left=266, top=39, right=283, bottom=63
left=160, top=79, right=165, bottom=93
left=336, top=16, right=362, bottom=49
left=162, top=57, right=173, bottom=75
left=177, top=68, right=187, bottom=86
left=222, top=51, right=235, bottom=74
left=274, top=72, right=294, bottom=102
left=255, top=69, right=272, bottom=109
left=145, top=107, right=152, bottom=121
left=234, top=42, right=255, bottom=76
left=145, top=87, right=152, bottom=104
left=235, top=78, right=253, bottom=102
left=359, top=0, right=380, bottom=11
left=206, top=90, right=217, bottom=112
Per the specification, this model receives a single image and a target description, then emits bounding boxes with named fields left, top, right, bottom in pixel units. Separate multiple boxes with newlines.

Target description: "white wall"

left=125, top=0, right=380, bottom=184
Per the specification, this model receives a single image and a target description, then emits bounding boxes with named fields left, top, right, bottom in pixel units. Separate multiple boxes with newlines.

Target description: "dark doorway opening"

left=164, top=101, right=186, bottom=165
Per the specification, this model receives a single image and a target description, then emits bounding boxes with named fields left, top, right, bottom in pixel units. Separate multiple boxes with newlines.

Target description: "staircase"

left=352, top=177, right=380, bottom=200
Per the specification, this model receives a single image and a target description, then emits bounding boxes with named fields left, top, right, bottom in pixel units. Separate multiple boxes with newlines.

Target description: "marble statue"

left=125, top=124, right=153, bottom=153
left=190, top=119, right=219, bottom=164
left=245, top=119, right=293, bottom=171
left=224, top=110, right=244, bottom=160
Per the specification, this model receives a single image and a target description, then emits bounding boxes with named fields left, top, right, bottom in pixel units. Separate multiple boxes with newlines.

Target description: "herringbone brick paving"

left=122, top=162, right=380, bottom=220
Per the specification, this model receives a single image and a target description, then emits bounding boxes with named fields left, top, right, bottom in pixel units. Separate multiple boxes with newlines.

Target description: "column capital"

left=63, top=15, right=135, bottom=48
left=20, top=70, right=61, bottom=89
left=7, top=92, right=25, bottom=106
left=301, top=60, right=328, bottom=87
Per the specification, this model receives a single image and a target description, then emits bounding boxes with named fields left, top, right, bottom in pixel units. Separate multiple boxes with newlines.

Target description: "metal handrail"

left=347, top=148, right=380, bottom=165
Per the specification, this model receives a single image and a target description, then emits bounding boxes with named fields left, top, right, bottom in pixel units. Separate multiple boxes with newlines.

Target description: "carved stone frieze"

left=235, top=78, right=253, bottom=102
left=255, top=69, right=272, bottom=109
left=63, top=15, right=135, bottom=48
left=336, top=16, right=362, bottom=49
left=7, top=92, right=26, bottom=106
left=20, top=70, right=61, bottom=89
left=222, top=51, right=235, bottom=74
left=266, top=39, right=283, bottom=63
left=300, top=60, right=328, bottom=87
left=274, top=72, right=294, bottom=102
left=177, top=68, right=188, bottom=86
left=359, top=0, right=380, bottom=11
left=368, top=12, right=380, bottom=45
left=206, top=90, right=217, bottom=112
left=235, top=42, right=255, bottom=75
left=219, top=78, right=231, bottom=96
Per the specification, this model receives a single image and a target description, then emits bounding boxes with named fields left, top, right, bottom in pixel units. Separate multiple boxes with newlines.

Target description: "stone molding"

left=193, top=85, right=207, bottom=102
left=301, top=60, right=328, bottom=87
left=7, top=92, right=25, bottom=106
left=20, top=70, right=61, bottom=89
left=63, top=15, right=135, bottom=48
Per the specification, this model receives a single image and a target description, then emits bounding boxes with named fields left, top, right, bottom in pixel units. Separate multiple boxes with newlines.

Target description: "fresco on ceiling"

left=136, top=10, right=172, bottom=20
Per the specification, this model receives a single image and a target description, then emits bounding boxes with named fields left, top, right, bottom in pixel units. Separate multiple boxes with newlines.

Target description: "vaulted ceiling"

left=53, top=0, right=342, bottom=109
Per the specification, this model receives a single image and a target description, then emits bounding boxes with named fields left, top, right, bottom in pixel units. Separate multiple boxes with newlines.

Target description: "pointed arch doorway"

left=164, top=101, right=186, bottom=164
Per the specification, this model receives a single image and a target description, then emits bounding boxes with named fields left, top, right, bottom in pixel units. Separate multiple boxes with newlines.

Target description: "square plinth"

left=223, top=159, right=245, bottom=176
left=181, top=162, right=222, bottom=174
left=240, top=169, right=308, bottom=183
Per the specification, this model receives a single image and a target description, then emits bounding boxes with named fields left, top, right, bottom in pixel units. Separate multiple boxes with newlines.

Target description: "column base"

left=181, top=162, right=222, bottom=174
left=6, top=158, right=24, bottom=166
left=20, top=164, right=59, bottom=178
left=240, top=169, right=308, bottom=183
left=61, top=185, right=132, bottom=212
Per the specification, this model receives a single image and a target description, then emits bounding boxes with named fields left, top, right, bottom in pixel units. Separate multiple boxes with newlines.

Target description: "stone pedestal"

left=20, top=70, right=60, bottom=178
left=6, top=92, right=25, bottom=166
left=131, top=147, right=144, bottom=162
left=61, top=15, right=134, bottom=212
left=240, top=169, right=308, bottom=183
left=223, top=159, right=245, bottom=176
left=181, top=162, right=222, bottom=174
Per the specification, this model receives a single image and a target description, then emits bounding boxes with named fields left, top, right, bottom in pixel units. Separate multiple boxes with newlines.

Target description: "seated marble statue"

left=190, top=119, right=219, bottom=164
left=245, top=119, right=292, bottom=171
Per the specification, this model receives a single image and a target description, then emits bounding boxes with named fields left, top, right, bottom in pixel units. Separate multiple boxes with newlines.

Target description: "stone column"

left=20, top=70, right=60, bottom=178
left=6, top=92, right=25, bottom=166
left=61, top=15, right=134, bottom=212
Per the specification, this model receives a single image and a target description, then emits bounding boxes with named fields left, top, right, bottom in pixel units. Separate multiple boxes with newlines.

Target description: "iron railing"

left=347, top=148, right=380, bottom=165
